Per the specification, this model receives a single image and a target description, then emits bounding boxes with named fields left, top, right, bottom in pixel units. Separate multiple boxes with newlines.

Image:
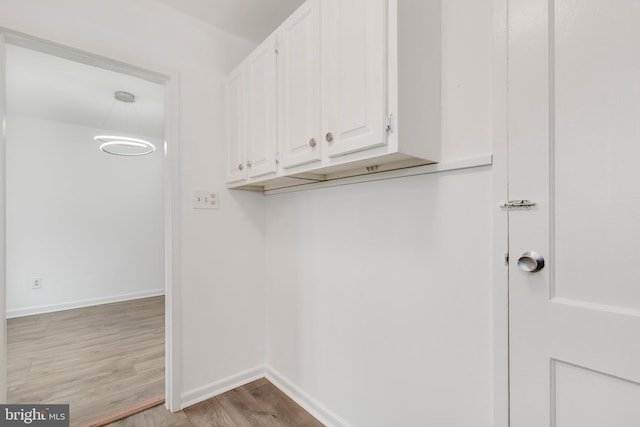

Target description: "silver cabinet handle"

left=247, top=160, right=252, bottom=167
left=325, top=132, right=334, bottom=142
left=517, top=251, right=545, bottom=272
left=238, top=163, right=244, bottom=171
left=309, top=138, right=317, bottom=148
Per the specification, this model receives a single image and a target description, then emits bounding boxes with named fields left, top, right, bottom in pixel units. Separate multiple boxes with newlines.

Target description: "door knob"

left=517, top=251, right=545, bottom=272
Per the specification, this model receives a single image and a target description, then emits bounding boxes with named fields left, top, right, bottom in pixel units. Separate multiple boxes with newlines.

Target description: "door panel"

left=224, top=63, right=247, bottom=183
left=554, top=361, right=640, bottom=427
left=322, top=0, right=386, bottom=158
left=509, top=0, right=640, bottom=425
left=278, top=0, right=321, bottom=169
left=553, top=0, right=640, bottom=310
left=246, top=35, right=278, bottom=178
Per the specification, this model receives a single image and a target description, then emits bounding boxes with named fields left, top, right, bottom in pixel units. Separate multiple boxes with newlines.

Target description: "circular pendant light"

left=95, top=136, right=156, bottom=156
left=95, top=91, right=156, bottom=156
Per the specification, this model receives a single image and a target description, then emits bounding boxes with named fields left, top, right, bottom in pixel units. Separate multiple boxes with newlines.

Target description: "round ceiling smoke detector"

left=114, top=91, right=136, bottom=103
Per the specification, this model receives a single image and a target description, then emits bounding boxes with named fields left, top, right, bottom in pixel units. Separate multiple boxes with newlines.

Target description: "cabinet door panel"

left=322, top=0, right=387, bottom=158
left=278, top=0, right=322, bottom=169
left=224, top=64, right=247, bottom=183
left=247, top=35, right=278, bottom=178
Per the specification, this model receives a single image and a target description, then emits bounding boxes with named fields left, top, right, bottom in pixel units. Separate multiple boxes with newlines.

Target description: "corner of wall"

left=180, top=365, right=265, bottom=409
left=264, top=366, right=353, bottom=427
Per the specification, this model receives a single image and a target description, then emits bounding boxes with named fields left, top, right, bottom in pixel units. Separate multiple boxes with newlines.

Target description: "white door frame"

left=492, top=0, right=510, bottom=425
left=0, top=32, right=8, bottom=404
left=0, top=27, right=182, bottom=411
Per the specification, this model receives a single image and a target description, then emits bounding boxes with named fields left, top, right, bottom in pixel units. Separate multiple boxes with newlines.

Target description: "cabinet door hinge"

left=385, top=114, right=394, bottom=132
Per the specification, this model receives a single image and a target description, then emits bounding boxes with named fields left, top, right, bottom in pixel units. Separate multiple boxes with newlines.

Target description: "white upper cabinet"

left=246, top=34, right=278, bottom=179
left=278, top=0, right=322, bottom=169
left=224, top=0, right=441, bottom=191
left=224, top=63, right=247, bottom=184
left=322, top=0, right=387, bottom=158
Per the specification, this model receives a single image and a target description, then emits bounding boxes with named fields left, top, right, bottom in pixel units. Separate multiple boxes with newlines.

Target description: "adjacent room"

left=4, top=44, right=166, bottom=425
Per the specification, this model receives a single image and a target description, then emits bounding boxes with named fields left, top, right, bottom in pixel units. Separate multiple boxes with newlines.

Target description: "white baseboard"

left=265, top=365, right=352, bottom=427
left=180, top=364, right=351, bottom=427
left=6, top=289, right=165, bottom=318
left=180, top=365, right=265, bottom=409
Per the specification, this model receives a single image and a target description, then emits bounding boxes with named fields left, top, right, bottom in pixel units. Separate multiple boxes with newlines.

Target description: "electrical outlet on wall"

left=193, top=190, right=219, bottom=209
left=31, top=277, right=43, bottom=290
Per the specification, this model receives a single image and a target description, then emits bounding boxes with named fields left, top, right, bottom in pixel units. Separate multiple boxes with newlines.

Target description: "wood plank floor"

left=107, top=378, right=324, bottom=427
left=7, top=296, right=165, bottom=427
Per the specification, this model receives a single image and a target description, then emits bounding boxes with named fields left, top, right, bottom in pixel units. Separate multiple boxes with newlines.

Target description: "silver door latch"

left=500, top=200, right=536, bottom=209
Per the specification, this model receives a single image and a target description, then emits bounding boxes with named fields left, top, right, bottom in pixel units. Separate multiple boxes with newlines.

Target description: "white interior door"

left=0, top=33, right=7, bottom=403
left=509, top=1, right=640, bottom=426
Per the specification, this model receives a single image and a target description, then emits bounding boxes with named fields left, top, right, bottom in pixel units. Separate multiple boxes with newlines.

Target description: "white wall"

left=1, top=0, right=499, bottom=423
left=0, top=0, right=266, bottom=405
left=264, top=0, right=495, bottom=425
left=5, top=115, right=164, bottom=317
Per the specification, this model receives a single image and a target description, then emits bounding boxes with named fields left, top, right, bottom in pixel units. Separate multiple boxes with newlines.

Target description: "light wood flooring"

left=108, top=378, right=324, bottom=427
left=8, top=296, right=165, bottom=427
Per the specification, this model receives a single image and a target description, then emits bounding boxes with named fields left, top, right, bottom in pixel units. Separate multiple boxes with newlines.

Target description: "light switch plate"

left=193, top=191, right=219, bottom=209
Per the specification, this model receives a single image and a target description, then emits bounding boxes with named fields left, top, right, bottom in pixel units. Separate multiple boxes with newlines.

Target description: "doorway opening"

left=0, top=28, right=180, bottom=421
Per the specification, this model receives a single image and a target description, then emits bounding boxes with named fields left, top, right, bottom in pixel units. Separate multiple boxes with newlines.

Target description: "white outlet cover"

left=32, top=277, right=43, bottom=289
left=193, top=190, right=219, bottom=209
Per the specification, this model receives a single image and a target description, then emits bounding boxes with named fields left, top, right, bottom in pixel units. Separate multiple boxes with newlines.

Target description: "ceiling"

left=6, top=44, right=165, bottom=139
left=5, top=2, right=301, bottom=137
left=155, top=0, right=304, bottom=42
